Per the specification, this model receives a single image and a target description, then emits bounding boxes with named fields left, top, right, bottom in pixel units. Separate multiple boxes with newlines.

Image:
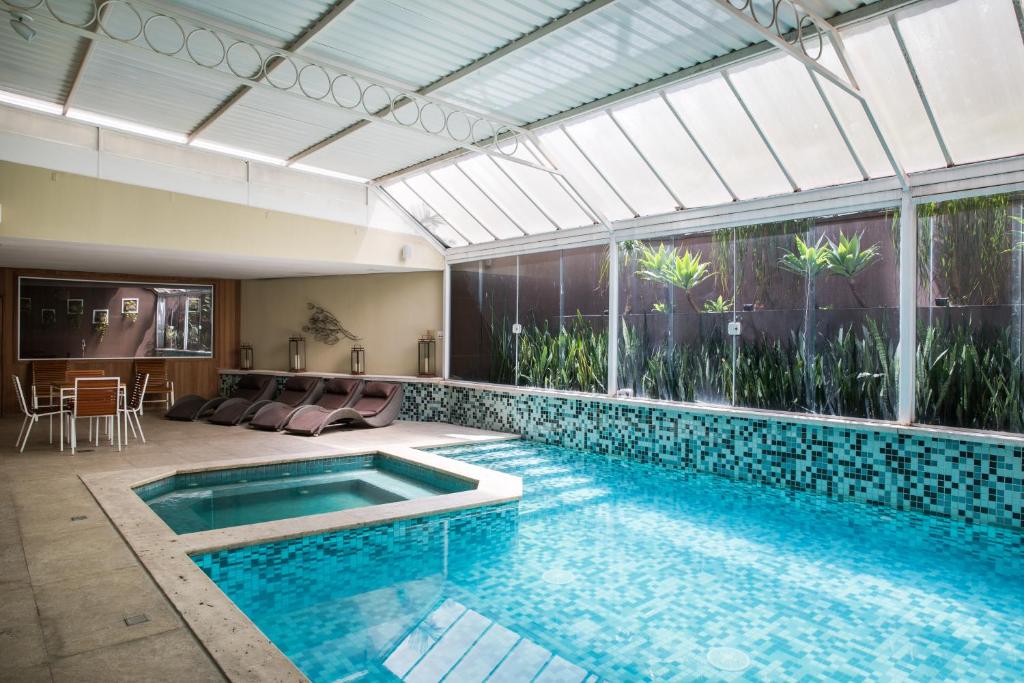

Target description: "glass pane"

left=449, top=257, right=518, bottom=383
left=896, top=0, right=1024, bottom=164
left=916, top=192, right=1024, bottom=432
left=562, top=113, right=677, bottom=216
left=841, top=18, right=947, bottom=172
left=384, top=183, right=467, bottom=247
left=517, top=245, right=608, bottom=392
left=612, top=94, right=733, bottom=208
left=664, top=74, right=792, bottom=200
left=618, top=232, right=734, bottom=404
left=727, top=53, right=862, bottom=190
left=430, top=166, right=522, bottom=240
left=405, top=175, right=494, bottom=244
left=457, top=156, right=557, bottom=235
left=536, top=129, right=633, bottom=221
left=494, top=144, right=593, bottom=230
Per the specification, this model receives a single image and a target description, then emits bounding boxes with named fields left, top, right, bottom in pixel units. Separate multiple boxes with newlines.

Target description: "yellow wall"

left=241, top=272, right=443, bottom=376
left=0, top=161, right=443, bottom=271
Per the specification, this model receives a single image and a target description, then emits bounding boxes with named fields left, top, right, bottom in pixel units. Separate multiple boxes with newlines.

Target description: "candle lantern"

left=417, top=332, right=436, bottom=377
left=288, top=336, right=306, bottom=373
left=351, top=344, right=366, bottom=375
left=240, top=343, right=254, bottom=371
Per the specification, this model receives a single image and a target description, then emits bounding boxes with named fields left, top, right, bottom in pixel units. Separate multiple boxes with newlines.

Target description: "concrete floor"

left=0, top=413, right=509, bottom=682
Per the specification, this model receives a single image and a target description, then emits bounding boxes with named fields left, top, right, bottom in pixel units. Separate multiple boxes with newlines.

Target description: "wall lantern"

left=418, top=332, right=436, bottom=377
left=240, top=343, right=254, bottom=371
left=351, top=344, right=366, bottom=375
left=288, top=336, right=306, bottom=373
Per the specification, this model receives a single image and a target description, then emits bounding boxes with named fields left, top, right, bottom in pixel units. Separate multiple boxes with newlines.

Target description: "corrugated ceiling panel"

left=200, top=88, right=362, bottom=159
left=301, top=122, right=459, bottom=179
left=0, top=26, right=83, bottom=104
left=305, top=0, right=583, bottom=89
left=72, top=44, right=237, bottom=133
left=171, top=0, right=336, bottom=45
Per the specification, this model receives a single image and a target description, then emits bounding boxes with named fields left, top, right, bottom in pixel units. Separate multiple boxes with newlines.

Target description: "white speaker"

left=400, top=244, right=413, bottom=261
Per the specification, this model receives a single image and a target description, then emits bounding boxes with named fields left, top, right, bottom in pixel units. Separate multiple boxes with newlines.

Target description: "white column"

left=898, top=189, right=917, bottom=424
left=442, top=261, right=451, bottom=380
left=607, top=235, right=619, bottom=395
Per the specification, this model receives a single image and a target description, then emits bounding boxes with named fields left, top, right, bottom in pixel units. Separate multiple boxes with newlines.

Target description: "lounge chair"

left=166, top=373, right=275, bottom=421
left=285, top=381, right=402, bottom=435
left=248, top=376, right=324, bottom=431
left=280, top=378, right=363, bottom=435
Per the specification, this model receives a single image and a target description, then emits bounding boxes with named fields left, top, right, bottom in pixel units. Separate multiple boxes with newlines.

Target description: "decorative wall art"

left=302, top=302, right=360, bottom=345
left=122, top=297, right=139, bottom=322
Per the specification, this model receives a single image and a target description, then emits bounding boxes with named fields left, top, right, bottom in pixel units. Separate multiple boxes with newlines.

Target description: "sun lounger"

left=166, top=374, right=275, bottom=421
left=207, top=375, right=286, bottom=426
left=248, top=376, right=324, bottom=431
left=284, top=379, right=403, bottom=436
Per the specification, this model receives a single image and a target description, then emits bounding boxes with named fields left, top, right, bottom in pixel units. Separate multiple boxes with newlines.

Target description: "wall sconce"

left=351, top=344, right=366, bottom=375
left=240, top=343, right=254, bottom=371
left=288, top=336, right=306, bottom=373
left=418, top=332, right=436, bottom=377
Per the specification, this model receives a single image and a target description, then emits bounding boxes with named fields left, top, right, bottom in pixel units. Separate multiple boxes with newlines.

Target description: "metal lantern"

left=351, top=344, right=366, bottom=375
left=418, top=332, right=436, bottom=377
left=240, top=343, right=254, bottom=371
left=288, top=336, right=306, bottom=373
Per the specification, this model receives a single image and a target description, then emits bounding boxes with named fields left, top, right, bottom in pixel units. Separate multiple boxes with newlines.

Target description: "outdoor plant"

left=823, top=231, right=880, bottom=308
left=703, top=296, right=732, bottom=313
left=93, top=317, right=109, bottom=341
left=636, top=243, right=714, bottom=312
left=779, top=233, right=830, bottom=411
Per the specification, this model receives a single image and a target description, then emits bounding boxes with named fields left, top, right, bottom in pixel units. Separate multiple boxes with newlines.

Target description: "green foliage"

left=702, top=296, right=732, bottom=313
left=652, top=302, right=668, bottom=313
left=636, top=243, right=714, bottom=311
left=516, top=313, right=607, bottom=393
left=778, top=235, right=830, bottom=278
left=824, top=231, right=880, bottom=279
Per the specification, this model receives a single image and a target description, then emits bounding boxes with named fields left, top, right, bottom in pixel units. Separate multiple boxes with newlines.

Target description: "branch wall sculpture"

left=303, top=303, right=360, bottom=345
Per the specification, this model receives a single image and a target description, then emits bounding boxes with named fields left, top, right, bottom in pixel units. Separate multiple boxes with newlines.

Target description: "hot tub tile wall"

left=217, top=373, right=1023, bottom=529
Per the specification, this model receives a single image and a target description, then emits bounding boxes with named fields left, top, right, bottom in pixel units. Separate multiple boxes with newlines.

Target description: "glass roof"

left=385, top=0, right=1024, bottom=247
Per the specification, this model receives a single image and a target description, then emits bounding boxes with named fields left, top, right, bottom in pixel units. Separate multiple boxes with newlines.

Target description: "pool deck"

left=0, top=414, right=515, bottom=682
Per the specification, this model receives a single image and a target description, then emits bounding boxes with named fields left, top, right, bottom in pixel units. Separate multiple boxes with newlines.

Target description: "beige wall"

left=241, top=272, right=443, bottom=376
left=0, top=161, right=443, bottom=271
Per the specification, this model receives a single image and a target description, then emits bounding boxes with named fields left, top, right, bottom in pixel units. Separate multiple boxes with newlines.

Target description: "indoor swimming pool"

left=195, top=440, right=1024, bottom=681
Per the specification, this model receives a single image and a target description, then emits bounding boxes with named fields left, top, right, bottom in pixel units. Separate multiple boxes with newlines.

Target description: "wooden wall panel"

left=0, top=268, right=240, bottom=416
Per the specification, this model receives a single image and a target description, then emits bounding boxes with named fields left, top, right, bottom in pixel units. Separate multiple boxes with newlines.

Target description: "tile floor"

left=0, top=413, right=508, bottom=682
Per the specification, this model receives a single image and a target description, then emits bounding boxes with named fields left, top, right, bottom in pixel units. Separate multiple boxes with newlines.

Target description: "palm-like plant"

left=778, top=235, right=830, bottom=277
left=703, top=295, right=732, bottom=313
left=779, top=234, right=829, bottom=412
left=637, top=244, right=714, bottom=312
left=823, top=231, right=880, bottom=308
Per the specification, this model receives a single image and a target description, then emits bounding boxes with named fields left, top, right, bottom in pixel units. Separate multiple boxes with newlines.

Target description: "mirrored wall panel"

left=18, top=277, right=214, bottom=360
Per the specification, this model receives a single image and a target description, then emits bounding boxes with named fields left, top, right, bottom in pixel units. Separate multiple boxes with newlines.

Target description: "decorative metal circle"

left=445, top=110, right=473, bottom=142
left=143, top=14, right=184, bottom=55
left=97, top=1, right=143, bottom=42
left=330, top=74, right=361, bottom=108
left=185, top=27, right=225, bottom=68
left=726, top=0, right=750, bottom=10
left=226, top=40, right=264, bottom=80
left=297, top=63, right=330, bottom=100
left=419, top=102, right=446, bottom=134
left=44, top=0, right=96, bottom=28
left=495, top=126, right=519, bottom=156
left=798, top=14, right=823, bottom=61
left=775, top=1, right=801, bottom=45
left=4, top=0, right=44, bottom=9
left=263, top=52, right=298, bottom=90
left=748, top=0, right=777, bottom=29
left=392, top=98, right=420, bottom=126
left=360, top=83, right=392, bottom=115
left=471, top=118, right=497, bottom=144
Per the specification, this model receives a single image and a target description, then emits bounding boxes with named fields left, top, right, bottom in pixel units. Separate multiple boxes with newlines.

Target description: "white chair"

left=122, top=373, right=149, bottom=444
left=12, top=375, right=67, bottom=453
left=70, top=377, right=122, bottom=454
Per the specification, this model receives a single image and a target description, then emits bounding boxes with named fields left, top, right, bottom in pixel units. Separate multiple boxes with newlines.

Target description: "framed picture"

left=121, top=298, right=139, bottom=314
left=92, top=309, right=109, bottom=324
left=41, top=308, right=56, bottom=326
left=20, top=297, right=31, bottom=314
left=187, top=296, right=201, bottom=313
left=67, top=299, right=84, bottom=315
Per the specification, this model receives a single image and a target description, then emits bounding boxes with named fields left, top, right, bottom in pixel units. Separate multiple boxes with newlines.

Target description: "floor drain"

left=707, top=647, right=750, bottom=672
left=542, top=568, right=574, bottom=585
left=70, top=515, right=88, bottom=521
left=124, top=614, right=150, bottom=626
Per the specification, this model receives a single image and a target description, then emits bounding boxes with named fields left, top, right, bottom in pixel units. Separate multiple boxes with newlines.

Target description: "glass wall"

left=449, top=245, right=608, bottom=391
left=617, top=209, right=898, bottom=419
left=916, top=192, right=1024, bottom=432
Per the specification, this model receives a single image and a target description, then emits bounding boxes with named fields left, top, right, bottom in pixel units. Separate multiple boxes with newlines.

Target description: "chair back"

left=135, top=359, right=168, bottom=386
left=74, top=377, right=120, bottom=418
left=11, top=375, right=31, bottom=417
left=129, top=373, right=150, bottom=411
left=66, top=369, right=104, bottom=383
left=32, top=360, right=68, bottom=390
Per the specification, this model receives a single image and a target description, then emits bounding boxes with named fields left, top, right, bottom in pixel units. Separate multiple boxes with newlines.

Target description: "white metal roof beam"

left=288, top=0, right=618, bottom=164
left=722, top=71, right=799, bottom=192
left=485, top=156, right=562, bottom=230
left=371, top=185, right=447, bottom=252
left=807, top=67, right=868, bottom=181
left=402, top=181, right=474, bottom=245
left=188, top=0, right=358, bottom=142
left=606, top=110, right=686, bottom=210
left=659, top=92, right=738, bottom=202
left=62, top=5, right=108, bottom=115
left=452, top=165, right=528, bottom=236
left=560, top=124, right=638, bottom=218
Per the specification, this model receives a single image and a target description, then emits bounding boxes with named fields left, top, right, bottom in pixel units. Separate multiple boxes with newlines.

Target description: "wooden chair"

left=135, top=359, right=174, bottom=413
left=70, top=377, right=122, bottom=454
left=65, top=369, right=104, bottom=382
left=31, top=360, right=68, bottom=409
left=122, top=373, right=149, bottom=444
left=12, top=375, right=68, bottom=453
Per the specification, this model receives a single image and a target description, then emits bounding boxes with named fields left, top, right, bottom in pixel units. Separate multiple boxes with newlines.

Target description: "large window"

left=617, top=210, right=898, bottom=419
left=449, top=246, right=607, bottom=392
left=916, top=192, right=1024, bottom=432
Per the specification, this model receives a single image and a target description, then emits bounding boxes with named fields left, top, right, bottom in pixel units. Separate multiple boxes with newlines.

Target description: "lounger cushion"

left=233, top=374, right=271, bottom=401
left=363, top=382, right=395, bottom=399
left=317, top=378, right=360, bottom=409
left=274, top=376, right=319, bottom=407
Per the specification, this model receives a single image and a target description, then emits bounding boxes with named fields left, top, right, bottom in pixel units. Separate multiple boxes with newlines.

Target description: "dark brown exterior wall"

left=0, top=268, right=240, bottom=416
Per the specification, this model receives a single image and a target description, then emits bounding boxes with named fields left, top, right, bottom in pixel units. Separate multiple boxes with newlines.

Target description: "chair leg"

left=134, top=412, right=146, bottom=444
left=48, top=414, right=53, bottom=444
left=16, top=415, right=30, bottom=450
left=71, top=418, right=77, bottom=455
left=59, top=412, right=64, bottom=453
left=20, top=417, right=36, bottom=453
left=116, top=412, right=122, bottom=453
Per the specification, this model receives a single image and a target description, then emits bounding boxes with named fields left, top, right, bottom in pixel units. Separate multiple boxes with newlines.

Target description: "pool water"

left=141, top=455, right=472, bottom=534
left=196, top=441, right=1024, bottom=682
